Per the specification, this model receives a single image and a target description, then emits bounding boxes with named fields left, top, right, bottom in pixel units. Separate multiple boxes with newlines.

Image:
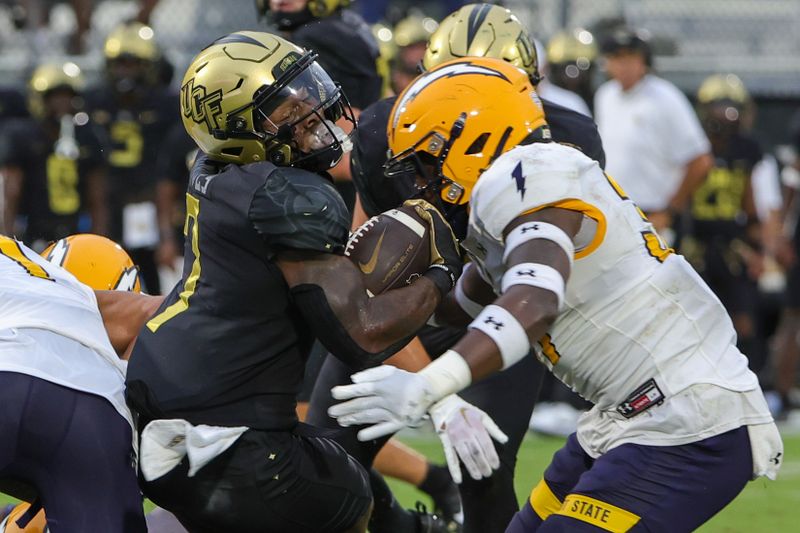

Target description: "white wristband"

left=503, top=221, right=574, bottom=268
left=469, top=304, right=530, bottom=369
left=419, top=349, right=473, bottom=398
left=501, top=262, right=566, bottom=310
left=455, top=263, right=484, bottom=318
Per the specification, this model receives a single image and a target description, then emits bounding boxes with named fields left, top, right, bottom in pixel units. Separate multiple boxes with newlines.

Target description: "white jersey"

left=463, top=142, right=773, bottom=456
left=0, top=237, right=131, bottom=429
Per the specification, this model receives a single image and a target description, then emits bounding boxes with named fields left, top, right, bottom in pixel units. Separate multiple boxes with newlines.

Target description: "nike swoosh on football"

left=359, top=229, right=387, bottom=274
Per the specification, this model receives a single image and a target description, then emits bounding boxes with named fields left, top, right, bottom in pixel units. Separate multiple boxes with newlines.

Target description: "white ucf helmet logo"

left=391, top=61, right=509, bottom=129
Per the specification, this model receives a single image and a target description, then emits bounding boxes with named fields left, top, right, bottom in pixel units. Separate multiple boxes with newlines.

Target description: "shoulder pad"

left=542, top=98, right=606, bottom=169
left=472, top=144, right=584, bottom=238
left=250, top=166, right=350, bottom=255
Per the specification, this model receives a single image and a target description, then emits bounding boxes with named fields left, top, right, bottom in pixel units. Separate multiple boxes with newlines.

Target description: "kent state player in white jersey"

left=329, top=58, right=783, bottom=532
left=0, top=234, right=161, bottom=532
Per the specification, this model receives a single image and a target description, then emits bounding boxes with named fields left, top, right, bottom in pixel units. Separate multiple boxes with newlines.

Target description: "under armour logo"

left=484, top=317, right=504, bottom=330
left=517, top=269, right=536, bottom=277
left=771, top=452, right=782, bottom=465
left=520, top=224, right=540, bottom=233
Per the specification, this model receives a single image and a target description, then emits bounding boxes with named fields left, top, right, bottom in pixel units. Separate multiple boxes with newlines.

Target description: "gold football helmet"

left=27, top=61, right=85, bottom=118
left=180, top=31, right=355, bottom=169
left=42, top=234, right=141, bottom=292
left=546, top=28, right=598, bottom=66
left=422, top=3, right=540, bottom=83
left=104, top=22, right=159, bottom=62
left=386, top=57, right=548, bottom=205
left=0, top=503, right=47, bottom=533
left=697, top=74, right=750, bottom=106
left=393, top=15, right=438, bottom=48
left=104, top=22, right=160, bottom=91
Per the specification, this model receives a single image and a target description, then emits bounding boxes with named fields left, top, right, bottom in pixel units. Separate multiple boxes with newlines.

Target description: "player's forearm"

left=669, top=153, right=713, bottom=212
left=95, top=290, right=164, bottom=356
left=453, top=287, right=558, bottom=382
left=384, top=336, right=433, bottom=371
left=87, top=169, right=109, bottom=235
left=358, top=276, right=441, bottom=352
left=1, top=167, right=22, bottom=235
left=155, top=180, right=179, bottom=237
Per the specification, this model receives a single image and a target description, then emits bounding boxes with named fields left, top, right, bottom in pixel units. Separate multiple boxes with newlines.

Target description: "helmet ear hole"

left=465, top=132, right=490, bottom=155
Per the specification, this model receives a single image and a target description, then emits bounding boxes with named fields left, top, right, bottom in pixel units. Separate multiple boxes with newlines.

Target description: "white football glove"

left=329, top=365, right=438, bottom=441
left=428, top=394, right=509, bottom=484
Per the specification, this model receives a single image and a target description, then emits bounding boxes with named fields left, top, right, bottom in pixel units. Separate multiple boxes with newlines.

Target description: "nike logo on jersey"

left=512, top=162, right=526, bottom=200
left=358, top=229, right=386, bottom=275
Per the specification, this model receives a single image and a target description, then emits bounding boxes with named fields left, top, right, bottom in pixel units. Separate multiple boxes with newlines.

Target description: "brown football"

left=345, top=204, right=431, bottom=295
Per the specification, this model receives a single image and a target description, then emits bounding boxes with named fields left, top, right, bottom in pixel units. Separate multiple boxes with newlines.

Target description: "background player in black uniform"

left=85, top=21, right=179, bottom=294
left=0, top=62, right=107, bottom=250
left=154, top=123, right=197, bottom=277
left=307, top=5, right=607, bottom=533
left=684, top=74, right=764, bottom=369
left=260, top=0, right=381, bottom=209
left=126, top=31, right=463, bottom=533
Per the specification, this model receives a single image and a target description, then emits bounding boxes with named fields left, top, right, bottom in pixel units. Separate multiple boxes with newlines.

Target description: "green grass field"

left=2, top=429, right=797, bottom=531
left=388, top=429, right=800, bottom=532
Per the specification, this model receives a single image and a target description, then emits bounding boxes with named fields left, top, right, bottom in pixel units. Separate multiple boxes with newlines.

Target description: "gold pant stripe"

left=529, top=479, right=562, bottom=521
left=555, top=494, right=641, bottom=532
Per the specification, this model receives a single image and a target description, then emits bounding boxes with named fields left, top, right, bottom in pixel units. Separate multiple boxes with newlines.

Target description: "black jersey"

left=289, top=9, right=381, bottom=110
left=126, top=157, right=350, bottom=430
left=691, top=133, right=762, bottom=241
left=84, top=86, right=179, bottom=238
left=351, top=95, right=607, bottom=218
left=0, top=117, right=105, bottom=243
left=0, top=88, right=28, bottom=121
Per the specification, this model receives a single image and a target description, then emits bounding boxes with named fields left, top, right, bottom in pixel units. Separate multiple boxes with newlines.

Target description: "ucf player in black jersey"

left=125, top=31, right=462, bottom=533
left=0, top=62, right=107, bottom=249
left=306, top=4, right=607, bottom=533
left=85, top=22, right=179, bottom=294
left=685, top=74, right=764, bottom=369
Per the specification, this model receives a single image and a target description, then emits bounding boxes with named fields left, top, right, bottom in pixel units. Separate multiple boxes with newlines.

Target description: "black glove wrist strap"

left=423, top=264, right=456, bottom=298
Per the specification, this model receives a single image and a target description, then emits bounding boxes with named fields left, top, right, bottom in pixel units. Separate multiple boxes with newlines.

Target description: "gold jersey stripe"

left=520, top=198, right=607, bottom=259
left=529, top=479, right=562, bottom=521
left=556, top=494, right=641, bottom=532
left=0, top=236, right=52, bottom=281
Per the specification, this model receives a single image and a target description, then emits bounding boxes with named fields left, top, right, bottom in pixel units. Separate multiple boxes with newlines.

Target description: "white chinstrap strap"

left=455, top=262, right=485, bottom=318
left=503, top=221, right=575, bottom=267
left=501, top=262, right=566, bottom=310
left=469, top=304, right=530, bottom=369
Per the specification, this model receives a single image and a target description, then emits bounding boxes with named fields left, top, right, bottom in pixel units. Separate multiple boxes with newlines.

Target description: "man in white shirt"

left=594, top=28, right=713, bottom=239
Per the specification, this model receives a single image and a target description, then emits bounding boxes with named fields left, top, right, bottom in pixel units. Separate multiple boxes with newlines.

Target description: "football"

left=345, top=204, right=431, bottom=295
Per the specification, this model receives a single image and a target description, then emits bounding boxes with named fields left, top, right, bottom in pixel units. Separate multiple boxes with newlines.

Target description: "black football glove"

left=404, top=199, right=463, bottom=296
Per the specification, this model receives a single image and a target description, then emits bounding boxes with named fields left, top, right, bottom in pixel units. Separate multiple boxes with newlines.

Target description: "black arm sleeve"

left=249, top=166, right=351, bottom=254
left=290, top=284, right=415, bottom=369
